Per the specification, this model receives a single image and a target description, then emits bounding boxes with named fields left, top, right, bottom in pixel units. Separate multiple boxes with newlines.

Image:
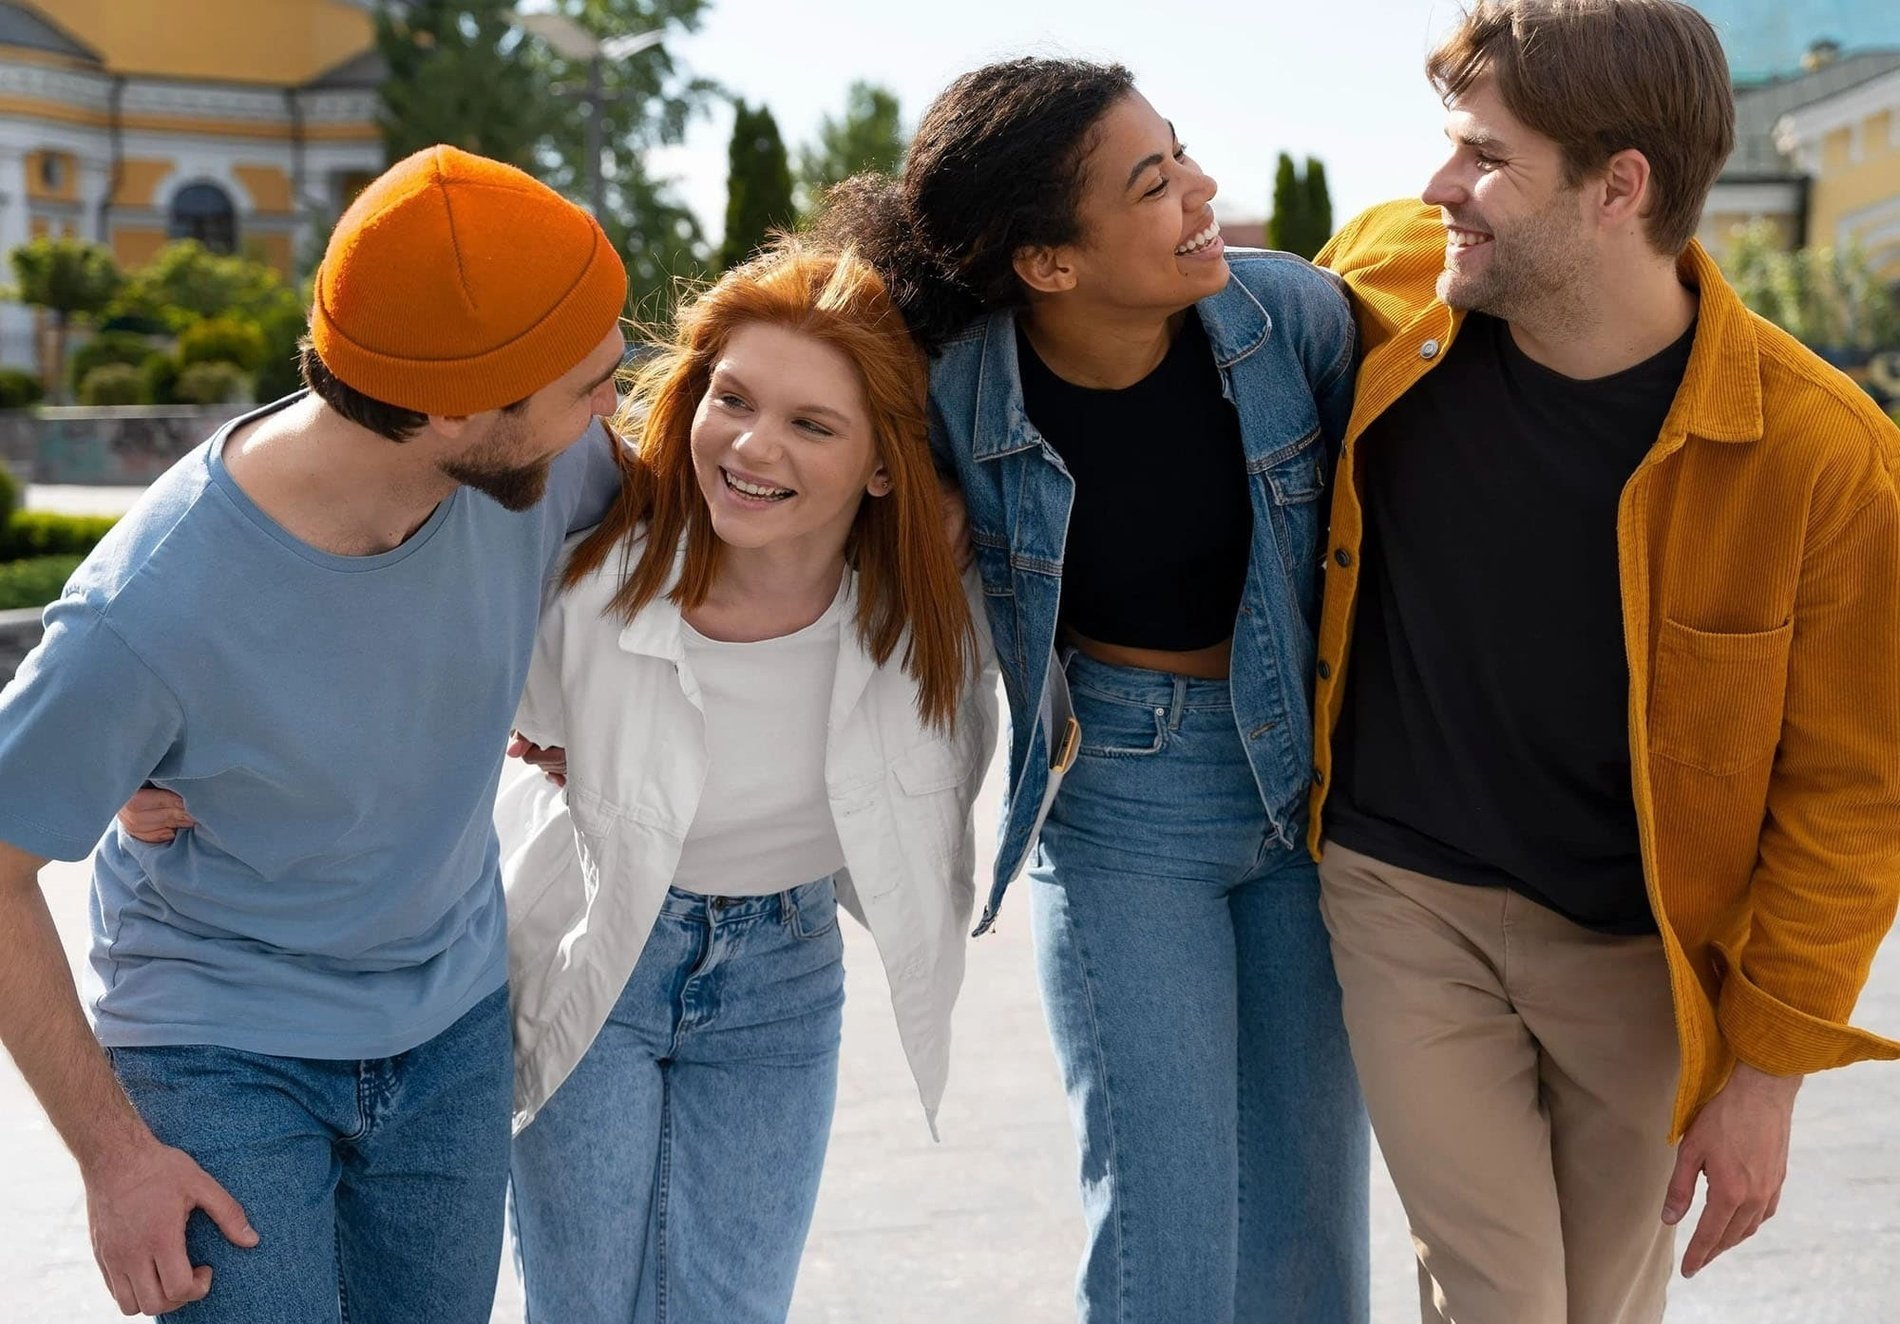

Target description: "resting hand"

left=117, top=787, right=194, bottom=846
left=507, top=733, right=568, bottom=788
left=1663, top=1061, right=1801, bottom=1277
left=86, top=1135, right=258, bottom=1316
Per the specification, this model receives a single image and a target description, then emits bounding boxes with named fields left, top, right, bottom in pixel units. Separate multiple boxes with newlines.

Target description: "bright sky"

left=645, top=0, right=1472, bottom=245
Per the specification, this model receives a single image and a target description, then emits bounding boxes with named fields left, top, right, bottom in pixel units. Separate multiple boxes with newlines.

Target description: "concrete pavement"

left=4, top=736, right=1897, bottom=1321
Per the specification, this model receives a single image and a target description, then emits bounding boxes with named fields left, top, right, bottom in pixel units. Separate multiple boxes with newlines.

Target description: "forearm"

left=0, top=844, right=151, bottom=1177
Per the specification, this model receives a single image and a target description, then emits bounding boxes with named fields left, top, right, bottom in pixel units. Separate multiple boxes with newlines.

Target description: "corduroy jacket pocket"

left=1649, top=617, right=1794, bottom=776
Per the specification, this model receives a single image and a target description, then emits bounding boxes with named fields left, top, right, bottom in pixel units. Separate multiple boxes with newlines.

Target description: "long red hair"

left=564, top=237, right=975, bottom=731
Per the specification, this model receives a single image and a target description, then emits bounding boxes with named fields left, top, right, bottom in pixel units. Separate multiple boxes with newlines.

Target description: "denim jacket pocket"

left=1649, top=617, right=1793, bottom=776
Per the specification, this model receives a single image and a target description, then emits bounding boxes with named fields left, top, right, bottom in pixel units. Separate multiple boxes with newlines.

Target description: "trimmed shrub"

left=141, top=351, right=181, bottom=406
left=174, top=360, right=250, bottom=406
left=77, top=363, right=149, bottom=406
left=68, top=331, right=155, bottom=395
left=177, top=317, right=267, bottom=374
left=1, top=511, right=117, bottom=560
left=0, top=367, right=43, bottom=410
left=0, top=554, right=83, bottom=610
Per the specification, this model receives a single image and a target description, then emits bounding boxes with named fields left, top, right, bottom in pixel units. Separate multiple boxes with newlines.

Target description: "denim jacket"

left=928, top=250, right=1357, bottom=933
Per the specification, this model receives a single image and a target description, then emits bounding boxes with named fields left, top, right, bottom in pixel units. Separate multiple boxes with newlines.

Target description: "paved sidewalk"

left=4, top=738, right=1896, bottom=1321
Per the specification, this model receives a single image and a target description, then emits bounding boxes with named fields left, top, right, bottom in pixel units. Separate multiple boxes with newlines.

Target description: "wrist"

left=1729, top=1060, right=1804, bottom=1100
left=71, top=1106, right=157, bottom=1182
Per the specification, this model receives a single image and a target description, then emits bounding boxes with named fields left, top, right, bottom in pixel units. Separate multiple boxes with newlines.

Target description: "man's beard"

left=438, top=414, right=554, bottom=511
left=439, top=453, right=554, bottom=511
left=1437, top=189, right=1590, bottom=325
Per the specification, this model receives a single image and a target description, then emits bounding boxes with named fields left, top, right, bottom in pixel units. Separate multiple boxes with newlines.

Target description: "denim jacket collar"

left=965, top=274, right=1276, bottom=464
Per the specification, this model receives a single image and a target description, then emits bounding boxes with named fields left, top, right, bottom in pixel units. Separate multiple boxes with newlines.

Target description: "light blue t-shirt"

left=0, top=395, right=619, bottom=1058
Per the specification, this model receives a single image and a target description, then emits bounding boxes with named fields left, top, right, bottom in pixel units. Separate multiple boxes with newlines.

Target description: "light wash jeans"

left=510, top=878, right=845, bottom=1323
left=108, top=985, right=514, bottom=1324
left=1028, top=653, right=1370, bottom=1323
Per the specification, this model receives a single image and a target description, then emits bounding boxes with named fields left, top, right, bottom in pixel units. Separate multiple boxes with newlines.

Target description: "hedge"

left=0, top=554, right=82, bottom=610
left=1, top=511, right=118, bottom=560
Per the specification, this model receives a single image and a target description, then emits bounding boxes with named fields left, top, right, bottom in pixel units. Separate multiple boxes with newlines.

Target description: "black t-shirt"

left=1328, top=312, right=1696, bottom=934
left=1017, top=313, right=1252, bottom=651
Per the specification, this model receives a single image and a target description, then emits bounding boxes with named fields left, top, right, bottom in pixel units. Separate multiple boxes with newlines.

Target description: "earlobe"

left=1012, top=246, right=1077, bottom=296
left=427, top=414, right=471, bottom=440
left=867, top=468, right=894, bottom=498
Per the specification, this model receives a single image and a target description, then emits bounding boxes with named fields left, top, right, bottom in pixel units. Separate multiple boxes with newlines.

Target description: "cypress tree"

left=719, top=102, right=796, bottom=272
left=1303, top=157, right=1334, bottom=256
left=1267, top=152, right=1304, bottom=255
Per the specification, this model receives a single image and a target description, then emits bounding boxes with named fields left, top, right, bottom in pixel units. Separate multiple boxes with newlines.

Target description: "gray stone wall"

left=0, top=405, right=248, bottom=487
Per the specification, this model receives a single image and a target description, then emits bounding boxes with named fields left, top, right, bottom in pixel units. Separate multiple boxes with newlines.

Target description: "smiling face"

left=1421, top=75, right=1595, bottom=322
left=1047, top=92, right=1229, bottom=315
left=689, top=321, right=890, bottom=559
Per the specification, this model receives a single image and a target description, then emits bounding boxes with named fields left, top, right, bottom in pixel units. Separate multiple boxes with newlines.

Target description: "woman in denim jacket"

left=822, top=58, right=1369, bottom=1322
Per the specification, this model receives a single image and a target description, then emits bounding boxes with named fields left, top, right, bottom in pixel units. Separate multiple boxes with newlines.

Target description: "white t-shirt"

left=672, top=583, right=851, bottom=896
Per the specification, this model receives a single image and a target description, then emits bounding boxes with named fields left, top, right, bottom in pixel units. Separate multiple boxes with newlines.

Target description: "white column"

left=0, top=144, right=35, bottom=371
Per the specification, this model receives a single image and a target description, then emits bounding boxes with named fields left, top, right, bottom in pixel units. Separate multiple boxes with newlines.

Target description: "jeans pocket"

left=789, top=879, right=840, bottom=941
left=1071, top=691, right=1169, bottom=759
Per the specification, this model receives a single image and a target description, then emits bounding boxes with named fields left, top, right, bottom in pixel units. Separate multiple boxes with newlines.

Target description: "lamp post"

left=512, top=10, right=666, bottom=219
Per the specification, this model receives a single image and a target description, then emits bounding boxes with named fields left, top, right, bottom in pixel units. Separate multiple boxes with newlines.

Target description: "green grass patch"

left=0, top=555, right=82, bottom=610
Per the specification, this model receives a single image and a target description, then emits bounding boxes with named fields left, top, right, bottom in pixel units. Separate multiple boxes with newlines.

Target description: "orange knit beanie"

left=310, top=145, right=628, bottom=416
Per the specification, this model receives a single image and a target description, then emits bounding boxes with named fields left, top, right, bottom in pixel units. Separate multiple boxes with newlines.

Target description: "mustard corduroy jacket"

left=1312, top=200, right=1900, bottom=1138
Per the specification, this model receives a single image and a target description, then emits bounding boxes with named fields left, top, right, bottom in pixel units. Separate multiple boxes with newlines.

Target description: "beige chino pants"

left=1318, top=841, right=1682, bottom=1324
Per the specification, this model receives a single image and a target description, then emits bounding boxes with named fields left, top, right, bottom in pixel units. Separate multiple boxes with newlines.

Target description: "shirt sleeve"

left=513, top=575, right=570, bottom=752
left=0, top=600, right=184, bottom=861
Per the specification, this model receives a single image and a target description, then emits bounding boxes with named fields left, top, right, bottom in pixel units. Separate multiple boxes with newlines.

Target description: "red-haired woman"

left=494, top=238, right=996, bottom=1323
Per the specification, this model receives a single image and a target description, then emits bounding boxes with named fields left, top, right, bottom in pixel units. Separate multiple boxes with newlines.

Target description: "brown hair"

left=300, top=340, right=528, bottom=442
left=564, top=237, right=976, bottom=732
left=1427, top=0, right=1735, bottom=255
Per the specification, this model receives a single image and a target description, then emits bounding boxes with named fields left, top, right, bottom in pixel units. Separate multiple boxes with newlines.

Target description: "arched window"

left=168, top=182, right=237, bottom=254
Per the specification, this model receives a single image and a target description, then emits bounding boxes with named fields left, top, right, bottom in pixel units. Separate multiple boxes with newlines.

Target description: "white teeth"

left=724, top=470, right=793, bottom=500
left=1447, top=230, right=1492, bottom=249
left=1175, top=219, right=1221, bottom=256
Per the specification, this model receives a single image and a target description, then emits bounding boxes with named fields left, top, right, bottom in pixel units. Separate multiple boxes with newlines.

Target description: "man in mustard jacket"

left=1310, top=2, right=1900, bottom=1320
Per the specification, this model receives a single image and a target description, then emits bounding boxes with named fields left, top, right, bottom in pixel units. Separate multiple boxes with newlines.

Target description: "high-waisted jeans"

left=510, top=878, right=845, bottom=1323
left=1028, top=652, right=1370, bottom=1322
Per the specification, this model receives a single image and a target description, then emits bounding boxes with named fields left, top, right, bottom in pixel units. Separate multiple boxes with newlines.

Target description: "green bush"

left=0, top=367, right=43, bottom=410
left=68, top=331, right=155, bottom=395
left=177, top=317, right=267, bottom=374
left=0, top=466, right=18, bottom=521
left=174, top=360, right=250, bottom=406
left=1, top=511, right=117, bottom=559
left=141, top=351, right=180, bottom=405
left=77, top=362, right=149, bottom=406
left=0, top=554, right=83, bottom=610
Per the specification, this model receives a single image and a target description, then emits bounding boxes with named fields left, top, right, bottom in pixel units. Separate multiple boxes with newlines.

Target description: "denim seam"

left=1064, top=901, right=1131, bottom=1322
left=655, top=1082, right=674, bottom=1322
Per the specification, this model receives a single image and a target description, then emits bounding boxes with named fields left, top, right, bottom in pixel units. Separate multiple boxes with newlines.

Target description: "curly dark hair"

left=813, top=58, right=1136, bottom=351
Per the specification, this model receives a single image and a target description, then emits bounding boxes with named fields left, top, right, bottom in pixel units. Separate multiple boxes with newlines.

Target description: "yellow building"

left=1700, top=42, right=1900, bottom=280
left=0, top=1, right=388, bottom=367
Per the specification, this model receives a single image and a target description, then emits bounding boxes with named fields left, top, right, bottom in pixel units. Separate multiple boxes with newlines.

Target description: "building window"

left=37, top=153, right=65, bottom=192
left=168, top=182, right=238, bottom=254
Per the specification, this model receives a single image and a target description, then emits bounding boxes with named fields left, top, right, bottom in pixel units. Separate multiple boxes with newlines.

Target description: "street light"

left=512, top=9, right=667, bottom=219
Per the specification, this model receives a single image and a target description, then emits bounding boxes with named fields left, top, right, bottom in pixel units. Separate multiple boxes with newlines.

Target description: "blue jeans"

left=510, top=878, right=846, bottom=1323
left=1028, top=653, right=1370, bottom=1323
left=108, top=985, right=513, bottom=1324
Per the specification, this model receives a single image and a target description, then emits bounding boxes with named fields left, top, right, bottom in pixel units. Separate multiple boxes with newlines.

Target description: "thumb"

left=191, top=1171, right=259, bottom=1248
left=1662, top=1143, right=1701, bottom=1225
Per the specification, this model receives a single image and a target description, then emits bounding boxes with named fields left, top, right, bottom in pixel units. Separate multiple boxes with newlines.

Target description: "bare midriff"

left=1064, top=628, right=1232, bottom=680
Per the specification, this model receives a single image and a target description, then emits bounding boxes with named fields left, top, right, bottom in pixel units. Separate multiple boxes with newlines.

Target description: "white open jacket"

left=494, top=532, right=998, bottom=1137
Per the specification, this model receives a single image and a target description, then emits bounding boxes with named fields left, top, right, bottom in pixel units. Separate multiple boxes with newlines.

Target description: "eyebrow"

left=1447, top=126, right=1509, bottom=154
left=712, top=367, right=854, bottom=426
left=1123, top=121, right=1180, bottom=191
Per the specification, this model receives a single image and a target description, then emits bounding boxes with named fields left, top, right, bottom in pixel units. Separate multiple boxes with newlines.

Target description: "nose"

left=1421, top=156, right=1466, bottom=208
left=1187, top=162, right=1219, bottom=211
left=731, top=424, right=784, bottom=463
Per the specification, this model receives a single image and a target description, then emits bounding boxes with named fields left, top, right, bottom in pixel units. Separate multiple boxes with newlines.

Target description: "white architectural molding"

left=1705, top=179, right=1806, bottom=215
left=1775, top=69, right=1900, bottom=159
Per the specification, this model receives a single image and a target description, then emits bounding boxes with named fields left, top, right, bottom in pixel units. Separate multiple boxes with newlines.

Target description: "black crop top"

left=1016, top=313, right=1252, bottom=651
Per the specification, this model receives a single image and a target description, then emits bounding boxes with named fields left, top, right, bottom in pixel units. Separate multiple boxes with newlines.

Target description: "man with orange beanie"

left=0, top=145, right=627, bottom=1320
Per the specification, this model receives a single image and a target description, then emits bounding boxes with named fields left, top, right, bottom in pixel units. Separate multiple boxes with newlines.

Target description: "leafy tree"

left=1724, top=220, right=1900, bottom=351
left=720, top=101, right=796, bottom=271
left=795, top=81, right=905, bottom=216
left=376, top=0, right=551, bottom=169
left=6, top=236, right=123, bottom=401
left=111, top=243, right=305, bottom=400
left=1267, top=154, right=1333, bottom=260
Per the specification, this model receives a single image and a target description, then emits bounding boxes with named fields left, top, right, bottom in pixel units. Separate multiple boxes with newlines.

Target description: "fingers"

left=1680, top=1188, right=1738, bottom=1278
left=1681, top=1167, right=1774, bottom=1277
left=506, top=733, right=530, bottom=759
left=1661, top=1144, right=1700, bottom=1225
left=155, top=1239, right=209, bottom=1307
left=105, top=1267, right=139, bottom=1316
left=190, top=1170, right=259, bottom=1248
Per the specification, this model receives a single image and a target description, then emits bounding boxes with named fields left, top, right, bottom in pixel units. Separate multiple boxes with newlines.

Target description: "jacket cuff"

left=1715, top=942, right=1900, bottom=1075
